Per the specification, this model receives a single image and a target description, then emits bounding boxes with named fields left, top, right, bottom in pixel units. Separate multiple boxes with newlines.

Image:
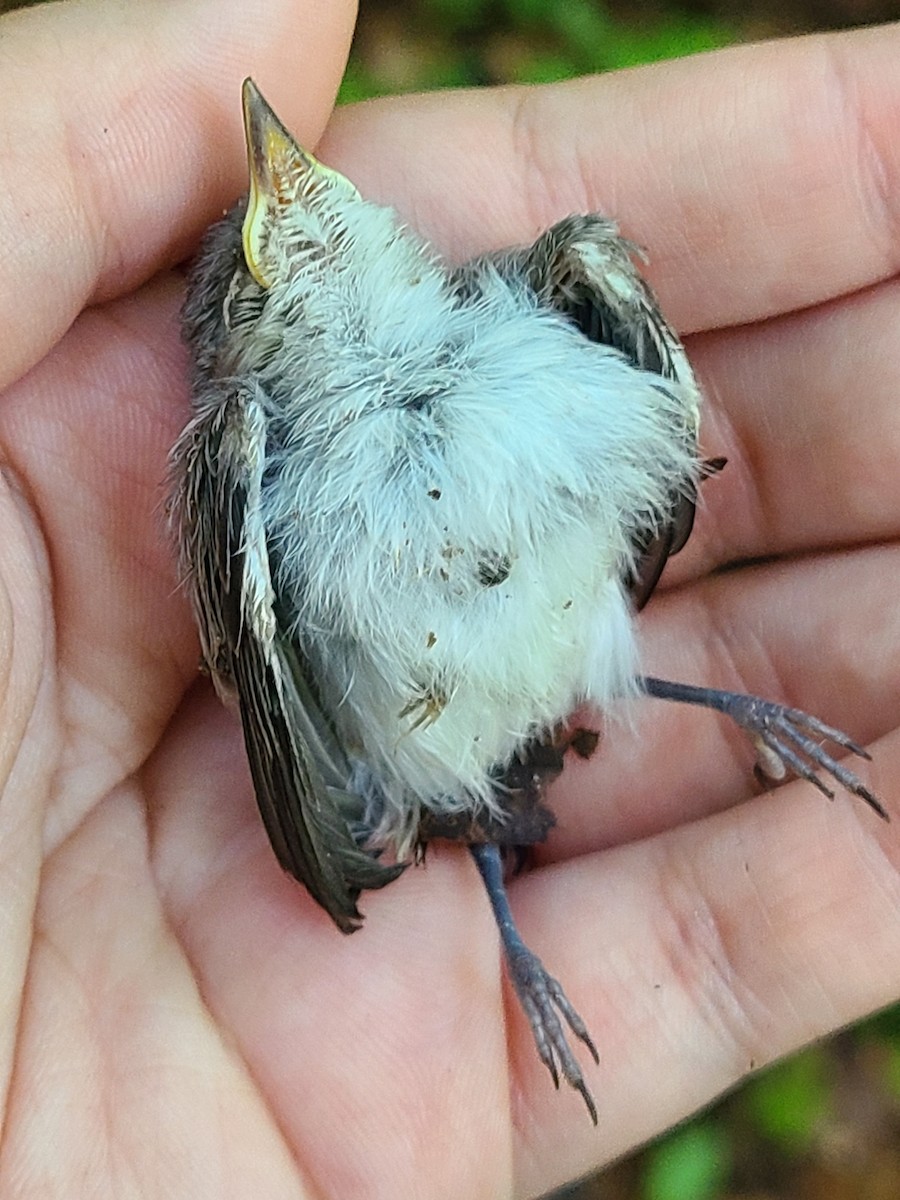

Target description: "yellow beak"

left=241, top=78, right=312, bottom=288
left=240, top=78, right=357, bottom=289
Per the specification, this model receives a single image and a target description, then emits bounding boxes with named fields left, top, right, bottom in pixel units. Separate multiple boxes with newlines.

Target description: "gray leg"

left=470, top=841, right=599, bottom=1123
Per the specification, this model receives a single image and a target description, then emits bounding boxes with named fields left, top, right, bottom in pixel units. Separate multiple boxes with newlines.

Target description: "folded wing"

left=170, top=379, right=403, bottom=933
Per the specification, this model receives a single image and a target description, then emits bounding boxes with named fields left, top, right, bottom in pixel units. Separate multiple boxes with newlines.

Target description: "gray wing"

left=169, top=379, right=402, bottom=933
left=476, top=215, right=702, bottom=610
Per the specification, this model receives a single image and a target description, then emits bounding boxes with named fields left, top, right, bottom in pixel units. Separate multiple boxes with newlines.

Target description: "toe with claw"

left=506, top=943, right=600, bottom=1123
left=470, top=841, right=601, bottom=1122
left=641, top=677, right=888, bottom=821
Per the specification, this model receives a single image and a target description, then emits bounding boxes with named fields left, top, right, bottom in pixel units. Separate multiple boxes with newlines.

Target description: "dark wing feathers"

left=231, top=612, right=403, bottom=931
left=171, top=381, right=402, bottom=933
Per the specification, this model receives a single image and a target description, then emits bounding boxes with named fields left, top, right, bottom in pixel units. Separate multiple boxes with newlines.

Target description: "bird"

left=169, top=78, right=887, bottom=1123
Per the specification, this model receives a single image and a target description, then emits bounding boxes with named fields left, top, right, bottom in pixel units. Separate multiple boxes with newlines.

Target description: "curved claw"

left=640, top=677, right=889, bottom=822
left=764, top=713, right=887, bottom=819
left=509, top=947, right=599, bottom=1124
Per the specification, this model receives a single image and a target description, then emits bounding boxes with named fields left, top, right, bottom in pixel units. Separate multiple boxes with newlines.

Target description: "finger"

left=670, top=273, right=900, bottom=579
left=0, top=0, right=357, bottom=391
left=508, top=760, right=900, bottom=1195
left=150, top=689, right=514, bottom=1200
left=0, top=275, right=197, bottom=848
left=547, top=542, right=900, bottom=859
left=0, top=771, right=308, bottom=1199
left=0, top=474, right=54, bottom=1121
left=320, top=24, right=900, bottom=334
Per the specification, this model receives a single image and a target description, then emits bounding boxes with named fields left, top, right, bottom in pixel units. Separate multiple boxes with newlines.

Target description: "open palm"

left=0, top=3, right=898, bottom=1197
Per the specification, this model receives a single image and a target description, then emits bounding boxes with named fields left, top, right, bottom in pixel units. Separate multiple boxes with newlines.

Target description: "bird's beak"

left=240, top=78, right=315, bottom=288
left=240, top=78, right=360, bottom=289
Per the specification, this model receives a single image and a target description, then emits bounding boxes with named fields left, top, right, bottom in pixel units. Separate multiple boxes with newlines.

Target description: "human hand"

left=1, top=2, right=898, bottom=1197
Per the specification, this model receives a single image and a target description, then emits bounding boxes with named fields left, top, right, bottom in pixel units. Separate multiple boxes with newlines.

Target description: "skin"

left=0, top=0, right=898, bottom=1196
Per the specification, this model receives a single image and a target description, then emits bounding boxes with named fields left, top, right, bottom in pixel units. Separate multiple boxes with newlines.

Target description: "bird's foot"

left=470, top=841, right=599, bottom=1123
left=505, top=941, right=599, bottom=1124
left=640, top=677, right=887, bottom=821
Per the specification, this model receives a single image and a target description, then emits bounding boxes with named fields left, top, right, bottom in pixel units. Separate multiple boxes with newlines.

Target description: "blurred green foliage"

left=886, top=1042, right=900, bottom=1102
left=866, top=1003, right=900, bottom=1102
left=341, top=0, right=736, bottom=101
left=461, top=1005, right=892, bottom=1199
left=741, top=1046, right=832, bottom=1152
left=507, top=0, right=732, bottom=74
left=641, top=1119, right=731, bottom=1200
left=620, top=1025, right=900, bottom=1200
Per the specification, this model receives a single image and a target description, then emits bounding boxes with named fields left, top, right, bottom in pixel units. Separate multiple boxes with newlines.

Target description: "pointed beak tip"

left=242, top=78, right=272, bottom=145
left=241, top=80, right=301, bottom=177
left=240, top=78, right=295, bottom=290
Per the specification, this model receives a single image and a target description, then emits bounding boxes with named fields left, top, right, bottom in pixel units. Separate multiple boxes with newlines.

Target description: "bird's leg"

left=470, top=841, right=599, bottom=1124
left=416, top=726, right=602, bottom=1121
left=639, top=676, right=888, bottom=821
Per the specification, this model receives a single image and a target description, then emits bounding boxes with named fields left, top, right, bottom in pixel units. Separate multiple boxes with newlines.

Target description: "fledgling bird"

left=170, top=79, right=887, bottom=1123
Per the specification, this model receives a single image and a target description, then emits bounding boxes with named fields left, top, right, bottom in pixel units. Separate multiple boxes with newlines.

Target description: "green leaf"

left=642, top=1119, right=731, bottom=1200
left=884, top=1041, right=900, bottom=1101
left=512, top=52, right=580, bottom=85
left=862, top=1001, right=900, bottom=1042
left=742, top=1048, right=831, bottom=1153
left=499, top=0, right=548, bottom=27
left=545, top=0, right=614, bottom=51
left=337, top=61, right=386, bottom=105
